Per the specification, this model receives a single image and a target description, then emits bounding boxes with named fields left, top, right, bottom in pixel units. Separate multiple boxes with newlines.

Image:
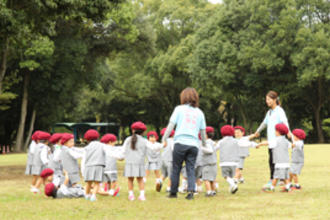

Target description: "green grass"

left=0, top=144, right=329, bottom=220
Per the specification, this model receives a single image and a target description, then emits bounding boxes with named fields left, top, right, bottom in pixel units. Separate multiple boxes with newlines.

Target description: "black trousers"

left=268, top=148, right=275, bottom=180
left=170, top=143, right=198, bottom=194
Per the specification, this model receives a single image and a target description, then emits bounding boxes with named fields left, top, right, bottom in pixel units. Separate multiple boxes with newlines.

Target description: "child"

left=60, top=133, right=83, bottom=187
left=100, top=133, right=121, bottom=197
left=31, top=131, right=51, bottom=193
left=260, top=123, right=292, bottom=192
left=49, top=133, right=64, bottom=187
left=26, top=131, right=40, bottom=190
left=233, top=126, right=258, bottom=184
left=82, top=129, right=105, bottom=202
left=40, top=168, right=55, bottom=186
left=160, top=128, right=175, bottom=192
left=201, top=126, right=218, bottom=197
left=145, top=131, right=163, bottom=192
left=44, top=170, right=85, bottom=199
left=289, top=129, right=306, bottom=190
left=122, top=121, right=148, bottom=201
left=215, top=125, right=239, bottom=194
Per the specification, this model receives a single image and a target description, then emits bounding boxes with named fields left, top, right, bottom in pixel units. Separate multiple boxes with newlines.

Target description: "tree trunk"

left=14, top=71, right=30, bottom=152
left=314, top=105, right=325, bottom=143
left=0, top=37, right=9, bottom=93
left=23, top=108, right=37, bottom=151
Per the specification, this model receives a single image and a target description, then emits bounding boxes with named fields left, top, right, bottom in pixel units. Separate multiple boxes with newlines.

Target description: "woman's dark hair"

left=131, top=129, right=144, bottom=150
left=266, top=90, right=280, bottom=105
left=180, top=87, right=199, bottom=107
left=207, top=132, right=215, bottom=139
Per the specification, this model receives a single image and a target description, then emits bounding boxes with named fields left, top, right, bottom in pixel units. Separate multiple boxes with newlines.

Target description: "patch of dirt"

left=0, top=165, right=30, bottom=181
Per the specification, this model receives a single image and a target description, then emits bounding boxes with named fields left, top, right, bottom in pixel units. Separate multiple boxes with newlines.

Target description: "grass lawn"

left=0, top=144, right=329, bottom=220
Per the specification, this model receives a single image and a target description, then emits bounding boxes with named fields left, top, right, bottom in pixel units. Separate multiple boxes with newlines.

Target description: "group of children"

left=25, top=121, right=306, bottom=201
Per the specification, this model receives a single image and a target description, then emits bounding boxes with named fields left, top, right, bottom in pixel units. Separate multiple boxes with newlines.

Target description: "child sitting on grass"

left=289, top=129, right=306, bottom=190
left=259, top=123, right=292, bottom=192
left=45, top=170, right=84, bottom=199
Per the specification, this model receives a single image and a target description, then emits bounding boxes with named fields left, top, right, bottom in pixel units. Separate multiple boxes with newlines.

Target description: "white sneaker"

left=230, top=185, right=238, bottom=194
left=30, top=187, right=39, bottom=194
left=239, top=178, right=245, bottom=184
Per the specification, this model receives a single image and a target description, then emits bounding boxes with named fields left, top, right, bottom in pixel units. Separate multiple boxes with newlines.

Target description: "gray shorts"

left=145, top=161, right=161, bottom=170
left=238, top=157, right=246, bottom=169
left=202, top=164, right=217, bottom=181
left=104, top=172, right=118, bottom=182
left=195, top=166, right=203, bottom=179
left=290, top=163, right=304, bottom=175
left=161, top=162, right=172, bottom=178
left=221, top=166, right=236, bottom=178
left=274, top=168, right=290, bottom=180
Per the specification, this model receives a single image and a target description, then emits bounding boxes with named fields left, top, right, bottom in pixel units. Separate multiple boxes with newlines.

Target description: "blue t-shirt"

left=169, top=104, right=206, bottom=147
left=262, top=106, right=289, bottom=147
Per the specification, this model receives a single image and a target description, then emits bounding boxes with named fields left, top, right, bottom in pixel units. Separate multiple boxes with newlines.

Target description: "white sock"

left=286, top=183, right=291, bottom=190
left=207, top=190, right=212, bottom=195
left=226, top=178, right=236, bottom=187
left=140, top=190, right=145, bottom=197
left=167, top=186, right=171, bottom=191
left=109, top=189, right=114, bottom=196
left=129, top=191, right=134, bottom=196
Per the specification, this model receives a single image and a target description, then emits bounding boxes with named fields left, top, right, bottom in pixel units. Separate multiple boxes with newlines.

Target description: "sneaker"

left=85, top=195, right=91, bottom=200
left=239, top=178, right=245, bottom=184
left=211, top=191, right=217, bottom=196
left=294, top=185, right=301, bottom=190
left=128, top=195, right=135, bottom=201
left=178, top=187, right=186, bottom=194
left=185, top=192, right=194, bottom=200
left=230, top=185, right=238, bottom=194
left=156, top=181, right=162, bottom=192
left=30, top=187, right=39, bottom=194
left=166, top=188, right=171, bottom=193
left=233, top=178, right=238, bottom=184
left=90, top=196, right=97, bottom=202
left=280, top=187, right=291, bottom=193
left=138, top=195, right=146, bottom=201
left=167, top=193, right=177, bottom=198
left=205, top=193, right=213, bottom=197
left=113, top=187, right=120, bottom=197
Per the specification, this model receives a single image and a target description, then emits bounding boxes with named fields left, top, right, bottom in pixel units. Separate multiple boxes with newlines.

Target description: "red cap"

left=206, top=126, right=215, bottom=134
left=221, top=125, right=235, bottom=137
left=61, top=133, right=74, bottom=145
left=40, top=168, right=54, bottom=178
left=234, top=126, right=245, bottom=135
left=292, top=129, right=306, bottom=140
left=160, top=128, right=175, bottom=137
left=84, top=129, right=100, bottom=141
left=31, top=131, right=41, bottom=141
left=49, top=133, right=63, bottom=144
left=275, top=123, right=289, bottom=135
left=100, top=134, right=117, bottom=143
left=37, top=131, right=51, bottom=140
left=147, top=131, right=159, bottom=140
left=131, top=121, right=147, bottom=131
left=45, top=183, right=55, bottom=197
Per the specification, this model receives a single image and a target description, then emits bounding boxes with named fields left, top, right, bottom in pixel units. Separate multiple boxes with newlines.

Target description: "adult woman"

left=254, top=91, right=291, bottom=188
left=162, top=88, right=207, bottom=200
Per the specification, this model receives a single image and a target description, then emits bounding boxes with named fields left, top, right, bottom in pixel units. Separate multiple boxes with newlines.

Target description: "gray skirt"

left=195, top=166, right=203, bottom=179
left=145, top=161, right=161, bottom=170
left=84, top=166, right=104, bottom=182
left=104, top=172, right=118, bottom=182
left=31, top=165, right=46, bottom=176
left=124, top=164, right=145, bottom=177
left=161, top=161, right=172, bottom=178
left=25, top=165, right=33, bottom=175
left=274, top=168, right=290, bottom=180
left=202, top=164, right=217, bottom=181
left=290, top=163, right=304, bottom=175
left=221, top=166, right=236, bottom=178
left=69, top=172, right=81, bottom=185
